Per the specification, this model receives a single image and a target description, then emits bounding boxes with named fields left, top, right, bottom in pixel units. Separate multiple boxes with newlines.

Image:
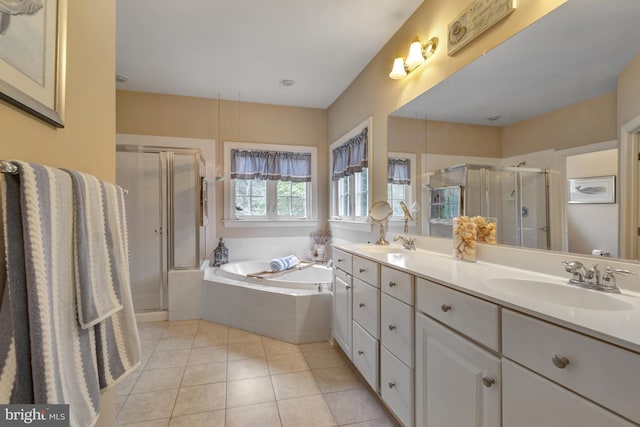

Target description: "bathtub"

left=202, top=261, right=333, bottom=344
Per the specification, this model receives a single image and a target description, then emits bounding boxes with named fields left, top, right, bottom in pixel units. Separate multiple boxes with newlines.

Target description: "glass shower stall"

left=426, top=164, right=550, bottom=250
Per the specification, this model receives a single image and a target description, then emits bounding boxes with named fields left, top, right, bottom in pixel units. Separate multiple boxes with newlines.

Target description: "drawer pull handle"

left=441, top=304, right=452, bottom=312
left=482, top=376, right=495, bottom=388
left=388, top=382, right=396, bottom=389
left=358, top=350, right=364, bottom=356
left=388, top=324, right=396, bottom=331
left=359, top=268, right=366, bottom=273
left=552, top=355, right=570, bottom=369
left=389, top=281, right=397, bottom=288
left=337, top=258, right=344, bottom=263
left=359, top=303, right=366, bottom=308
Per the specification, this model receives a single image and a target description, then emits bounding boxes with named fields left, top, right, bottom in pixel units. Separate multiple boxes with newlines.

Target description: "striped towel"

left=0, top=162, right=141, bottom=427
left=65, top=170, right=124, bottom=329
left=270, top=255, right=300, bottom=272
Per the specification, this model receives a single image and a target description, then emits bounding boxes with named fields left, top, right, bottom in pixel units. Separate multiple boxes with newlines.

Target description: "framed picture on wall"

left=0, top=0, right=67, bottom=127
left=568, top=175, right=615, bottom=204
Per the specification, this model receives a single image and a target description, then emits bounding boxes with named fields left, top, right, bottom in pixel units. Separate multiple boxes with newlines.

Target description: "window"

left=330, top=120, right=370, bottom=221
left=387, top=153, right=416, bottom=219
left=225, top=143, right=317, bottom=223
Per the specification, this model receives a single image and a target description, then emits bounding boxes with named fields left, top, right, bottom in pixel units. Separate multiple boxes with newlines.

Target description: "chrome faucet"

left=393, top=235, right=416, bottom=250
left=562, top=260, right=589, bottom=282
left=562, top=260, right=635, bottom=293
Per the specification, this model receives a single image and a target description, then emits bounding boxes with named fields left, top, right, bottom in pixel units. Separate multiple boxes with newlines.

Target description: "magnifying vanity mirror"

left=386, top=0, right=640, bottom=261
left=369, top=201, right=393, bottom=245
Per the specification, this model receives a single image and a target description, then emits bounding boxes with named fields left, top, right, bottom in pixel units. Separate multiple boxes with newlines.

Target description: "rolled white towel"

left=270, top=255, right=300, bottom=272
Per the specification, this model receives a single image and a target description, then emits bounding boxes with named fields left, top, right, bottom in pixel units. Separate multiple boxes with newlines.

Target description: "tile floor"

left=115, top=319, right=399, bottom=426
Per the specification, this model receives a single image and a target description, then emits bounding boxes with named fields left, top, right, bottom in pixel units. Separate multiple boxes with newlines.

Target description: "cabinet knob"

left=388, top=382, right=396, bottom=389
left=345, top=285, right=351, bottom=290
left=389, top=281, right=397, bottom=288
left=359, top=303, right=366, bottom=308
left=388, top=324, right=396, bottom=331
left=359, top=268, right=366, bottom=273
left=441, top=304, right=452, bottom=312
left=482, top=376, right=495, bottom=388
left=552, top=354, right=570, bottom=369
left=337, top=258, right=344, bottom=263
left=358, top=350, right=364, bottom=356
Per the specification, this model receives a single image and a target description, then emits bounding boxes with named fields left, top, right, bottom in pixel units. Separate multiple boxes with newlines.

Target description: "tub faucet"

left=393, top=235, right=416, bottom=250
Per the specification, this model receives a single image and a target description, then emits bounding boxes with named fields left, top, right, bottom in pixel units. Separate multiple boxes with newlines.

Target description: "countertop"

left=334, top=243, right=640, bottom=354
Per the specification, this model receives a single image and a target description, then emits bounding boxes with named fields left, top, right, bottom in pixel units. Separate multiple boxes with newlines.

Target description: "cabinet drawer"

left=334, top=249, right=353, bottom=275
left=353, top=278, right=380, bottom=339
left=334, top=267, right=351, bottom=286
left=352, top=321, right=379, bottom=392
left=353, top=256, right=379, bottom=287
left=381, top=346, right=414, bottom=427
left=416, top=278, right=500, bottom=352
left=502, top=309, right=640, bottom=424
left=503, top=359, right=635, bottom=427
left=381, top=293, right=413, bottom=368
left=381, top=265, right=414, bottom=305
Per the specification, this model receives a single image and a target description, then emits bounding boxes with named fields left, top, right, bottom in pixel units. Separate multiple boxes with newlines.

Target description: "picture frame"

left=0, top=0, right=67, bottom=127
left=568, top=175, right=616, bottom=204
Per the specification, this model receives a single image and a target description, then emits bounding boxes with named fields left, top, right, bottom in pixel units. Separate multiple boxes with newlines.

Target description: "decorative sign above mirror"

left=448, top=0, right=516, bottom=55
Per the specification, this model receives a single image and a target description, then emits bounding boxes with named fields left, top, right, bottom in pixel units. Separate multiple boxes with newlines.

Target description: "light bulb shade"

left=389, top=56, right=407, bottom=80
left=405, top=39, right=425, bottom=70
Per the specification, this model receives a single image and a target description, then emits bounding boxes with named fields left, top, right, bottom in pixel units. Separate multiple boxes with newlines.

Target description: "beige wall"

left=328, top=0, right=566, bottom=203
left=0, top=1, right=116, bottom=182
left=116, top=90, right=329, bottom=237
left=501, top=92, right=617, bottom=157
left=618, top=51, right=640, bottom=129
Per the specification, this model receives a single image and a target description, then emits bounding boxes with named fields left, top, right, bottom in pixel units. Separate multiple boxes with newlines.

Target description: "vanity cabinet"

left=502, top=309, right=640, bottom=426
left=415, top=278, right=501, bottom=427
left=502, top=359, right=635, bottom=427
left=333, top=249, right=353, bottom=359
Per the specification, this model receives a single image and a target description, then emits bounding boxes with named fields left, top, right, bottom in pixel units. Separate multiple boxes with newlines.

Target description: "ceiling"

left=115, top=0, right=423, bottom=109
left=392, top=0, right=640, bottom=126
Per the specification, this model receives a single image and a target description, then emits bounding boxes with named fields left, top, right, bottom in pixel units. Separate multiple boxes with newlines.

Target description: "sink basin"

left=483, top=278, right=633, bottom=311
left=354, top=244, right=405, bottom=254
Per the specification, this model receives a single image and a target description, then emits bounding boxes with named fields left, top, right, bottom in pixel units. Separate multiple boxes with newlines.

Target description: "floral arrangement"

left=472, top=216, right=497, bottom=244
left=453, top=216, right=477, bottom=261
left=310, top=227, right=332, bottom=262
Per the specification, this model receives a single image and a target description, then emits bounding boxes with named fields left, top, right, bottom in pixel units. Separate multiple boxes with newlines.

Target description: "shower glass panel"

left=116, top=150, right=166, bottom=311
left=426, top=164, right=549, bottom=249
left=172, top=152, right=199, bottom=268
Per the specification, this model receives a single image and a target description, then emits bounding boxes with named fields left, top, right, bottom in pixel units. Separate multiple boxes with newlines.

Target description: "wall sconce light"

left=389, top=36, right=438, bottom=80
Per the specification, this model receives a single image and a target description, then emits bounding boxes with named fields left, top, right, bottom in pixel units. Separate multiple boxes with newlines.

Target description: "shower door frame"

left=117, top=145, right=203, bottom=312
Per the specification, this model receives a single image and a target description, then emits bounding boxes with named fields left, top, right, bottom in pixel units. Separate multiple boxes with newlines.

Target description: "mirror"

left=369, top=200, right=393, bottom=245
left=387, top=0, right=640, bottom=260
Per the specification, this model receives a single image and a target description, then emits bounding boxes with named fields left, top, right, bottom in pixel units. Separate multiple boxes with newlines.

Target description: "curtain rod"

left=0, top=161, right=18, bottom=175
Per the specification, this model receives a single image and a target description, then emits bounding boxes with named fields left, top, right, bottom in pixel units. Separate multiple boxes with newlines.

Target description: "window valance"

left=230, top=149, right=311, bottom=182
left=388, top=157, right=410, bottom=185
left=331, top=127, right=368, bottom=181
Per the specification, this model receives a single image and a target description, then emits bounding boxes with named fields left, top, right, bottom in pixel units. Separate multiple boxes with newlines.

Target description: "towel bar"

left=0, top=160, right=18, bottom=175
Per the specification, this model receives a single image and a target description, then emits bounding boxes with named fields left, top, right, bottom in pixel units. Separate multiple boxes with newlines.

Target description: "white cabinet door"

left=502, top=359, right=635, bottom=427
left=415, top=313, right=501, bottom=427
left=333, top=270, right=352, bottom=359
